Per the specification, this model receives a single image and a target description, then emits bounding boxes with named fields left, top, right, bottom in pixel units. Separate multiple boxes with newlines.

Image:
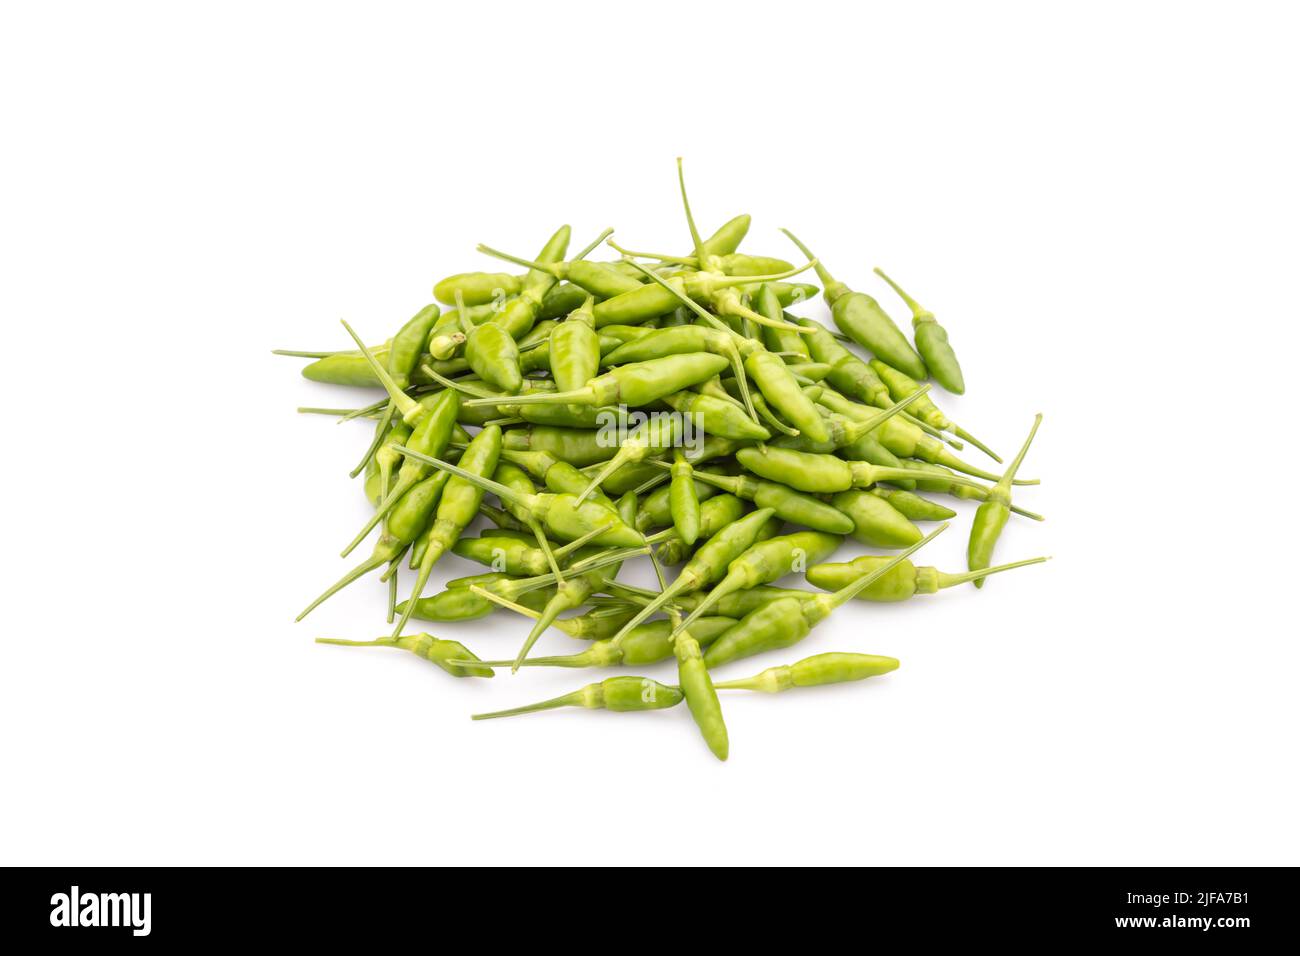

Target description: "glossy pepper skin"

left=782, top=229, right=927, bottom=379
left=433, top=272, right=521, bottom=306
left=873, top=267, right=964, bottom=395
left=549, top=294, right=601, bottom=403
left=831, top=489, right=922, bottom=548
left=315, top=633, right=493, bottom=678
left=472, top=677, right=684, bottom=720
left=670, top=611, right=729, bottom=761
left=794, top=318, right=891, bottom=408
left=396, top=574, right=554, bottom=622
left=968, top=414, right=1043, bottom=587
left=806, top=553, right=1048, bottom=602
left=735, top=445, right=949, bottom=496
left=714, top=652, right=899, bottom=693
left=469, top=617, right=739, bottom=670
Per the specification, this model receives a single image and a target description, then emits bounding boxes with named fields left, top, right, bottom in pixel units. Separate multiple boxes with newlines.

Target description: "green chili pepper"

left=868, top=359, right=997, bottom=461
left=713, top=652, right=900, bottom=693
left=668, top=449, right=702, bottom=547
left=704, top=525, right=946, bottom=668
left=464, top=617, right=739, bottom=671
left=873, top=267, right=964, bottom=395
left=768, top=387, right=928, bottom=454
left=463, top=353, right=730, bottom=411
left=502, top=425, right=617, bottom=468
left=807, top=552, right=1048, bottom=602
left=868, top=486, right=956, bottom=521
left=654, top=462, right=852, bottom=535
left=894, top=459, right=1042, bottom=519
left=781, top=229, right=927, bottom=379
left=670, top=531, right=843, bottom=639
left=660, top=389, right=771, bottom=441
left=735, top=445, right=979, bottom=496
left=669, top=608, right=729, bottom=761
left=395, top=574, right=555, bottom=623
left=830, top=489, right=922, bottom=548
left=793, top=318, right=892, bottom=408
left=299, top=341, right=391, bottom=388
left=433, top=272, right=522, bottom=306
left=472, top=676, right=684, bottom=720
left=653, top=494, right=750, bottom=564
left=316, top=633, right=494, bottom=678
left=363, top=439, right=385, bottom=507
left=500, top=448, right=616, bottom=511
left=549, top=294, right=600, bottom=398
left=968, top=414, right=1043, bottom=587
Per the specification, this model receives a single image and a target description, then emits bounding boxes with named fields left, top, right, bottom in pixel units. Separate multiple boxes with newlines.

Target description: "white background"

left=3, top=1, right=1297, bottom=866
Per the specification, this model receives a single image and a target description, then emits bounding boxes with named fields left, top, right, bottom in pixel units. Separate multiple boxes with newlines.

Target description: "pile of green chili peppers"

left=279, top=159, right=1048, bottom=761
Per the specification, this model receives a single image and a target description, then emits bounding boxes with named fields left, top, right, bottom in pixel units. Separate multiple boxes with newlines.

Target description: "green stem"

left=937, top=555, right=1050, bottom=589
left=339, top=320, right=420, bottom=420
left=993, top=414, right=1043, bottom=495
left=827, top=524, right=947, bottom=610
left=471, top=690, right=585, bottom=721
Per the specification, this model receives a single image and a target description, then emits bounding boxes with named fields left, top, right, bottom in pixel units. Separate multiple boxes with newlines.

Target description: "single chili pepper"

left=502, top=425, right=618, bottom=467
left=577, top=414, right=681, bottom=504
left=450, top=530, right=594, bottom=578
left=713, top=652, right=900, bottom=693
left=700, top=213, right=751, bottom=257
left=784, top=362, right=833, bottom=383
left=968, top=414, right=1043, bottom=588
left=873, top=267, right=964, bottom=395
left=475, top=242, right=645, bottom=302
left=373, top=417, right=412, bottom=502
left=462, top=353, right=731, bottom=411
left=670, top=530, right=844, bottom=638
left=392, top=423, right=503, bottom=638
left=363, top=439, right=384, bottom=507
left=830, top=489, right=922, bottom=548
left=316, top=633, right=494, bottom=678
left=433, top=271, right=522, bottom=306
left=653, top=493, right=750, bottom=564
left=781, top=228, right=927, bottom=379
left=894, top=459, right=1045, bottom=521
left=471, top=676, right=684, bottom=721
left=537, top=282, right=593, bottom=320
left=463, top=616, right=739, bottom=671
left=510, top=491, right=641, bottom=670
left=652, top=461, right=852, bottom=535
left=395, top=574, right=555, bottom=623
left=704, top=525, right=946, bottom=668
left=668, top=607, right=728, bottom=761
left=660, top=389, right=771, bottom=441
left=389, top=444, right=645, bottom=549
left=463, top=309, right=522, bottom=393
left=868, top=359, right=998, bottom=461
left=669, top=449, right=701, bottom=546
left=868, top=486, right=956, bottom=521
left=807, top=552, right=1049, bottom=602
left=549, top=293, right=600, bottom=402
left=763, top=310, right=814, bottom=360
left=608, top=507, right=779, bottom=645
left=735, top=445, right=981, bottom=496
left=295, top=468, right=450, bottom=621
left=299, top=343, right=391, bottom=388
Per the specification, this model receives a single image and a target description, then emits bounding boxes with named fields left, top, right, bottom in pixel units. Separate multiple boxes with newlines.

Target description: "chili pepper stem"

left=993, top=414, right=1043, bottom=496
left=471, top=691, right=585, bottom=721
left=952, top=426, right=1001, bottom=463
left=338, top=320, right=421, bottom=422
left=937, top=555, right=1050, bottom=589
left=315, top=637, right=401, bottom=648
left=296, top=553, right=387, bottom=621
left=349, top=401, right=395, bottom=479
